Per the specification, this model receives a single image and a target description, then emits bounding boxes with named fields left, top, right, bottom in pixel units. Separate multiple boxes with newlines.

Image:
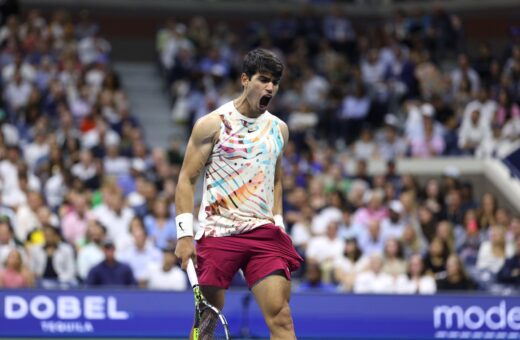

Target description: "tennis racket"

left=187, top=258, right=231, bottom=340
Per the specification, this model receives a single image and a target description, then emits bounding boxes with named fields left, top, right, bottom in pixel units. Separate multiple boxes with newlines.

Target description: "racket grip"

left=187, top=258, right=199, bottom=287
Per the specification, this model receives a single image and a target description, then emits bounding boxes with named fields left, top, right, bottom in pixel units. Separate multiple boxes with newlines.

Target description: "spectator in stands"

left=377, top=114, right=407, bottom=161
left=337, top=207, right=360, bottom=241
left=353, top=253, right=394, bottom=294
left=382, top=238, right=407, bottom=278
left=334, top=237, right=363, bottom=291
left=30, top=224, right=76, bottom=288
left=495, top=89, right=519, bottom=127
left=71, top=149, right=100, bottom=189
left=103, top=139, right=130, bottom=177
left=91, top=185, right=134, bottom=249
left=351, top=158, right=372, bottom=188
left=358, top=219, right=385, bottom=256
left=399, top=190, right=418, bottom=225
left=306, top=220, right=344, bottom=282
left=507, top=216, right=520, bottom=242
left=117, top=218, right=162, bottom=287
left=60, top=190, right=92, bottom=247
left=144, top=196, right=176, bottom=250
left=495, top=207, right=511, bottom=230
left=23, top=129, right=50, bottom=172
left=476, top=192, right=498, bottom=231
left=3, top=71, right=32, bottom=116
left=339, top=83, right=371, bottom=145
left=26, top=206, right=59, bottom=247
left=310, top=200, right=342, bottom=236
left=395, top=253, right=436, bottom=294
left=76, top=220, right=106, bottom=281
left=147, top=246, right=187, bottom=291
left=86, top=239, right=136, bottom=287
left=401, top=224, right=427, bottom=259
left=496, top=234, right=520, bottom=285
left=421, top=178, right=443, bottom=216
left=434, top=220, right=458, bottom=254
left=346, top=179, right=369, bottom=211
left=458, top=208, right=481, bottom=263
left=475, top=122, right=510, bottom=158
left=462, top=86, right=497, bottom=127
left=497, top=90, right=520, bottom=140
left=436, top=254, right=477, bottom=291
left=423, top=237, right=450, bottom=275
left=418, top=204, right=438, bottom=244
left=0, top=217, right=22, bottom=268
left=290, top=204, right=313, bottom=255
left=458, top=109, right=490, bottom=155
left=442, top=189, right=465, bottom=228
left=352, top=127, right=377, bottom=160
left=352, top=189, right=387, bottom=228
left=0, top=248, right=34, bottom=288
left=414, top=52, right=444, bottom=99
left=410, top=107, right=445, bottom=158
left=296, top=262, right=337, bottom=293
left=476, top=225, right=515, bottom=274
left=14, top=190, right=43, bottom=243
left=451, top=53, right=481, bottom=97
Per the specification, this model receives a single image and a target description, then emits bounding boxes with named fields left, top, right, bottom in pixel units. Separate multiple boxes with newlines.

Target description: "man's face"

left=242, top=72, right=280, bottom=113
left=104, top=246, right=115, bottom=260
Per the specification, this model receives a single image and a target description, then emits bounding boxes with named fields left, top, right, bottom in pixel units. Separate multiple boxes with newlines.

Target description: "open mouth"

left=259, top=95, right=272, bottom=110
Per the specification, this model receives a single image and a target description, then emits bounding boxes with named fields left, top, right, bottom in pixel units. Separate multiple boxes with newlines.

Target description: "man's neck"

left=233, top=95, right=262, bottom=119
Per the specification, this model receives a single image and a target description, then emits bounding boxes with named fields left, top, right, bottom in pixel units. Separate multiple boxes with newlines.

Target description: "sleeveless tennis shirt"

left=198, top=101, right=285, bottom=237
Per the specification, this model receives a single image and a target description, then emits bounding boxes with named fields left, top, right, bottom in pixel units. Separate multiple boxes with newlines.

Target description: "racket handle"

left=187, top=258, right=199, bottom=287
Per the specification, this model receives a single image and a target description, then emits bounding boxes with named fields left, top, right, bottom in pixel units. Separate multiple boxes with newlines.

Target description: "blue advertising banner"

left=1, top=289, right=519, bottom=339
left=0, top=289, right=194, bottom=337
left=250, top=293, right=520, bottom=339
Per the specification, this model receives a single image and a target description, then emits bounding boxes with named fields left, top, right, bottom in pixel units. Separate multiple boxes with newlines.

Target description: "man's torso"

left=198, top=101, right=284, bottom=237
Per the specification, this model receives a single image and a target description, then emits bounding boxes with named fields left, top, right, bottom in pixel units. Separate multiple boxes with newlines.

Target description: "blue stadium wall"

left=1, top=289, right=519, bottom=339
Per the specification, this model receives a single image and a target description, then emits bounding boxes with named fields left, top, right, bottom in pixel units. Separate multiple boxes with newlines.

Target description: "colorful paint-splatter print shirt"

left=198, top=101, right=284, bottom=237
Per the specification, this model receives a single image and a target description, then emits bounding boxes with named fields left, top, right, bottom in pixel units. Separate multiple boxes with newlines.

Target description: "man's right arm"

left=174, top=113, right=220, bottom=270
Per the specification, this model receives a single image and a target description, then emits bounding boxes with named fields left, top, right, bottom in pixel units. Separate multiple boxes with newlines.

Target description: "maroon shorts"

left=196, top=224, right=303, bottom=289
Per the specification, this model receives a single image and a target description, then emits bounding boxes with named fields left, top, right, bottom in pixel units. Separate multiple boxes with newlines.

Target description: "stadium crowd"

left=0, top=4, right=518, bottom=294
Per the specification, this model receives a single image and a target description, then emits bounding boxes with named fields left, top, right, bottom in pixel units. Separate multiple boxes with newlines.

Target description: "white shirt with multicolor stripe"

left=198, top=101, right=284, bottom=237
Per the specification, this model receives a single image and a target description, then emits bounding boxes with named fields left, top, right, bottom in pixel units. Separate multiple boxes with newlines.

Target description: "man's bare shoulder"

left=191, top=111, right=222, bottom=143
left=270, top=114, right=289, bottom=144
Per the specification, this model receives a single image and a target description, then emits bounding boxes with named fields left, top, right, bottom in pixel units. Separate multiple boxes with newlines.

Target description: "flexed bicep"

left=175, top=113, right=221, bottom=214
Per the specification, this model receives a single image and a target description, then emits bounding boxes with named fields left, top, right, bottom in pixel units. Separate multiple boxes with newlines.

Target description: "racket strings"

left=199, top=308, right=227, bottom=340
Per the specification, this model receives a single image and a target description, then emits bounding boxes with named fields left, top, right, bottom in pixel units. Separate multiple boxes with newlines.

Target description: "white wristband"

left=176, top=213, right=194, bottom=239
left=274, top=214, right=285, bottom=231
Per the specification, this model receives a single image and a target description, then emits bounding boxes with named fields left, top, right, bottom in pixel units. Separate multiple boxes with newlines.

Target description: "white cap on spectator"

left=384, top=113, right=399, bottom=127
left=104, top=131, right=120, bottom=147
left=82, top=130, right=99, bottom=149
left=131, top=158, right=146, bottom=172
left=311, top=207, right=342, bottom=235
left=420, top=103, right=435, bottom=118
left=388, top=200, right=404, bottom=214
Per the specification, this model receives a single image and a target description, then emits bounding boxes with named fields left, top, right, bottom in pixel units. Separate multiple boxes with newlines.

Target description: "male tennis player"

left=175, top=48, right=303, bottom=340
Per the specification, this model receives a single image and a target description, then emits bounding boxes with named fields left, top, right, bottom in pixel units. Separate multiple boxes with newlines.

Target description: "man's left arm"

left=273, top=121, right=289, bottom=231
